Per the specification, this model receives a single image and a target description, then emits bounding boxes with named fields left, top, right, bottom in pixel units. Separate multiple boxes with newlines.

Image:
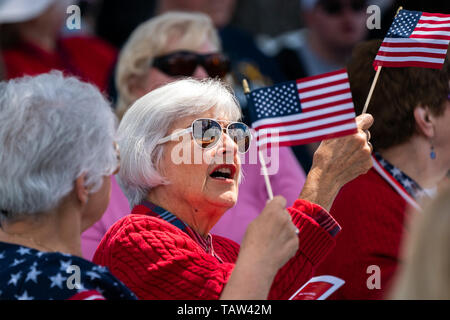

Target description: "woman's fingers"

left=242, top=196, right=298, bottom=270
left=355, top=113, right=374, bottom=131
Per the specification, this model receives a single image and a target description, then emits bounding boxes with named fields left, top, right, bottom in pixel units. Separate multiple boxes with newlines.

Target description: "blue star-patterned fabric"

left=374, top=152, right=425, bottom=200
left=386, top=10, right=422, bottom=38
left=248, top=81, right=302, bottom=122
left=0, top=241, right=137, bottom=300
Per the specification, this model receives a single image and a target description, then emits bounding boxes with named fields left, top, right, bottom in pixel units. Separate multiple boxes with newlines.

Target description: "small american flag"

left=374, top=9, right=450, bottom=69
left=248, top=69, right=357, bottom=149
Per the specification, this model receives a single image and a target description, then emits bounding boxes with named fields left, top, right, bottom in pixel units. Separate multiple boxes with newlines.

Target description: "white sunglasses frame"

left=157, top=118, right=252, bottom=153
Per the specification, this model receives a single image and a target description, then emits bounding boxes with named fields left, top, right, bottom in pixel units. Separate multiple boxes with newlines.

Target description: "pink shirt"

left=81, top=145, right=306, bottom=260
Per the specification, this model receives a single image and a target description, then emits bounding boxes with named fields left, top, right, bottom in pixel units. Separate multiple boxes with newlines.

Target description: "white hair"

left=117, top=78, right=241, bottom=208
left=0, top=71, right=118, bottom=222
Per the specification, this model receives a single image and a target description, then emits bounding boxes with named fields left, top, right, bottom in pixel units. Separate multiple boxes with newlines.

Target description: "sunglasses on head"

left=157, top=118, right=252, bottom=153
left=318, top=0, right=366, bottom=15
left=152, top=51, right=231, bottom=79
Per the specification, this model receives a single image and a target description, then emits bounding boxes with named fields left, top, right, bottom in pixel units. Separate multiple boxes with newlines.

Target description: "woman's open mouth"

left=209, top=164, right=236, bottom=182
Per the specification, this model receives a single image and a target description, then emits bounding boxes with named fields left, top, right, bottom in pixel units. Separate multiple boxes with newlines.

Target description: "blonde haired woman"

left=81, top=11, right=306, bottom=258
left=115, top=11, right=223, bottom=118
left=390, top=186, right=450, bottom=299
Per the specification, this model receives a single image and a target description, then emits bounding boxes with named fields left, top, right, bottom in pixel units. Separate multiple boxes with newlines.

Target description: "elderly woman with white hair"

left=93, top=78, right=374, bottom=300
left=0, top=72, right=314, bottom=300
left=81, top=11, right=306, bottom=260
left=0, top=71, right=137, bottom=300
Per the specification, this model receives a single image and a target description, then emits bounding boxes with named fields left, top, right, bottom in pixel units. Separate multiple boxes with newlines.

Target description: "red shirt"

left=2, top=36, right=117, bottom=93
left=93, top=199, right=339, bottom=300
left=314, top=166, right=417, bottom=299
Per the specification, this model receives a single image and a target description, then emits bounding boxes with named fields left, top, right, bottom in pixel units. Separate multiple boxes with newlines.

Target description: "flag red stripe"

left=410, top=34, right=450, bottom=40
left=299, top=88, right=351, bottom=103
left=414, top=27, right=450, bottom=32
left=297, top=78, right=349, bottom=93
left=421, top=12, right=450, bottom=18
left=261, top=129, right=358, bottom=148
left=376, top=50, right=445, bottom=59
left=296, top=69, right=346, bottom=83
left=256, top=118, right=356, bottom=139
left=254, top=108, right=355, bottom=130
left=417, top=18, right=450, bottom=25
left=380, top=41, right=449, bottom=49
left=373, top=60, right=443, bottom=69
left=302, top=98, right=354, bottom=113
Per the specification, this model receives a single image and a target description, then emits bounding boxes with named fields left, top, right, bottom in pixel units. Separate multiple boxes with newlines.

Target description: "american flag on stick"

left=374, top=9, right=450, bottom=69
left=247, top=69, right=357, bottom=149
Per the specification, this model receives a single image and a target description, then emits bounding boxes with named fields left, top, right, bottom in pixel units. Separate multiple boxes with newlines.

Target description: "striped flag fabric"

left=248, top=69, right=357, bottom=149
left=374, top=9, right=450, bottom=69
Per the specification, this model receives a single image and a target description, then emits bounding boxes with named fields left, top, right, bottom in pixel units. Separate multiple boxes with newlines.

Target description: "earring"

left=430, top=144, right=436, bottom=160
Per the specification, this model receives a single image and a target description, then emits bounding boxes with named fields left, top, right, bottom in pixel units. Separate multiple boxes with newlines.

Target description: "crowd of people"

left=0, top=0, right=449, bottom=300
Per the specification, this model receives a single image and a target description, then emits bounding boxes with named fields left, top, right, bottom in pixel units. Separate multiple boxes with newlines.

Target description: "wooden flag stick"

left=258, top=150, right=274, bottom=200
left=362, top=6, right=403, bottom=114
left=361, top=66, right=382, bottom=114
left=242, top=79, right=274, bottom=200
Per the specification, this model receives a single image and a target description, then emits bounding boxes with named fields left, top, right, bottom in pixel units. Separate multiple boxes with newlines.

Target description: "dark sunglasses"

left=152, top=51, right=231, bottom=79
left=157, top=118, right=252, bottom=153
left=318, top=0, right=366, bottom=15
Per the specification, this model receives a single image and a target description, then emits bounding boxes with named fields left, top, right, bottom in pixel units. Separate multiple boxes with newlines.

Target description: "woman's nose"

left=217, top=129, right=238, bottom=157
left=192, top=65, right=209, bottom=80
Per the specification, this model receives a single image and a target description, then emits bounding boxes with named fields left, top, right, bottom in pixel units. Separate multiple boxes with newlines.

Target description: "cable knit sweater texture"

left=93, top=199, right=337, bottom=300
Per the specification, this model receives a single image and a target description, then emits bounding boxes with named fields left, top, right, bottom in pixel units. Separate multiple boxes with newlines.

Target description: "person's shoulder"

left=61, top=34, right=114, bottom=47
left=102, top=213, right=191, bottom=250
left=60, top=35, right=117, bottom=57
left=0, top=244, right=134, bottom=300
left=110, top=213, right=185, bottom=234
left=46, top=253, right=136, bottom=300
left=339, top=167, right=397, bottom=198
left=331, top=167, right=406, bottom=220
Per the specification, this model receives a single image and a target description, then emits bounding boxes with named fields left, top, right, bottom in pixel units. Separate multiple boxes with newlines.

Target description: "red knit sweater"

left=315, top=168, right=412, bottom=299
left=93, top=199, right=337, bottom=300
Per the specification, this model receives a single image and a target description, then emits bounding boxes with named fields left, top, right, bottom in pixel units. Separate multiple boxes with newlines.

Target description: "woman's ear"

left=74, top=173, right=89, bottom=205
left=127, top=75, right=146, bottom=100
left=414, top=105, right=435, bottom=138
